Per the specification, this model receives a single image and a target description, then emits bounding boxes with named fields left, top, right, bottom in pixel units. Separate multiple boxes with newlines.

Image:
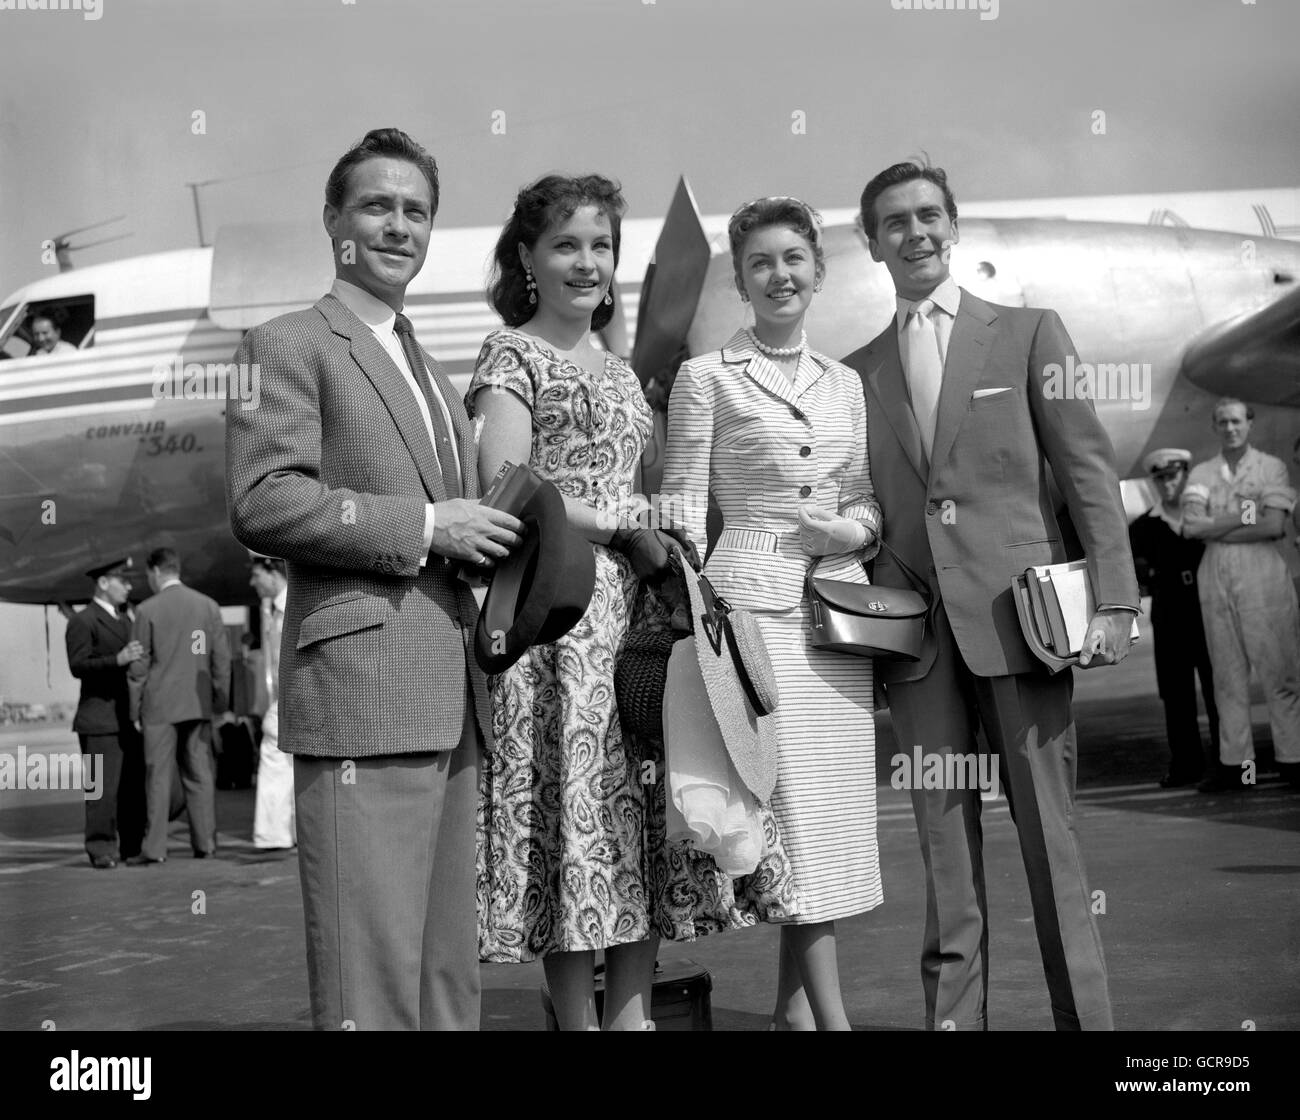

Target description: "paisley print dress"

left=468, top=329, right=655, bottom=961
left=468, top=329, right=804, bottom=960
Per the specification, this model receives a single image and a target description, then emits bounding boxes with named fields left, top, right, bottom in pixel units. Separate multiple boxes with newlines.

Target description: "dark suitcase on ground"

left=215, top=718, right=257, bottom=790
left=541, top=958, right=712, bottom=1031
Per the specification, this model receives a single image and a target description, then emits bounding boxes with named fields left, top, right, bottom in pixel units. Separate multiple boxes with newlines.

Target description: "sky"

left=1, top=0, right=1298, bottom=299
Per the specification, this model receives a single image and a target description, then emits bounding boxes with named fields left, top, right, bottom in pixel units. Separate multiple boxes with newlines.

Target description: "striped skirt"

left=755, top=604, right=882, bottom=923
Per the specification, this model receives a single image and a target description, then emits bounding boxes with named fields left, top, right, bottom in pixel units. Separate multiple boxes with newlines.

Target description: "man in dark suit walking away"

left=226, top=129, right=522, bottom=1030
left=843, top=161, right=1139, bottom=1031
left=65, top=557, right=145, bottom=869
left=127, top=548, right=231, bottom=864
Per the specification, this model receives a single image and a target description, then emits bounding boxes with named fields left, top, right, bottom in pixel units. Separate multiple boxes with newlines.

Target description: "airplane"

left=1, top=182, right=1297, bottom=610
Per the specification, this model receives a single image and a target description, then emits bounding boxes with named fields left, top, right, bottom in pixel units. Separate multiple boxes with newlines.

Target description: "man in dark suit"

left=1127, top=448, right=1219, bottom=787
left=127, top=547, right=231, bottom=864
left=65, top=557, right=144, bottom=868
left=843, top=161, right=1139, bottom=1031
left=225, top=128, right=523, bottom=1030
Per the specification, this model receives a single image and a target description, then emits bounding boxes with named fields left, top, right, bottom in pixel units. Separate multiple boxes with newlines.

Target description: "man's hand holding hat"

left=428, top=499, right=524, bottom=567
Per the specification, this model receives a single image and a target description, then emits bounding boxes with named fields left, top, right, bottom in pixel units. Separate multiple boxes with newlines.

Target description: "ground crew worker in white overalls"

left=1183, top=398, right=1300, bottom=791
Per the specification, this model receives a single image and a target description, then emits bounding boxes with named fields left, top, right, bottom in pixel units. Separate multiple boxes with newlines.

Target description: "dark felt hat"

left=85, top=557, right=133, bottom=581
left=474, top=463, right=595, bottom=674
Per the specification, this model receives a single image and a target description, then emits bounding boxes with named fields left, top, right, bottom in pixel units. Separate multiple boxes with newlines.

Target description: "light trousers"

left=253, top=702, right=296, bottom=848
left=1199, top=541, right=1300, bottom=766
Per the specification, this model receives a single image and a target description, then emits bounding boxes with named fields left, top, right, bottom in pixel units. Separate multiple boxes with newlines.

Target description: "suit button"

left=799, top=485, right=812, bottom=498
left=791, top=408, right=805, bottom=421
left=799, top=446, right=811, bottom=457
left=926, top=502, right=939, bottom=515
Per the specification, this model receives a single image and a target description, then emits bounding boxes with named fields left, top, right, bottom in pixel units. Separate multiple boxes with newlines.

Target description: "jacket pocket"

left=296, top=592, right=395, bottom=648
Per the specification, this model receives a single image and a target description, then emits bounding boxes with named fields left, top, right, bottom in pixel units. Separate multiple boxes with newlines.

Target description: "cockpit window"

left=0, top=295, right=95, bottom=360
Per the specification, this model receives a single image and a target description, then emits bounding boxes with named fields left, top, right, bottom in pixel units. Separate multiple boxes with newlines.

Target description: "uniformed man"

left=64, top=558, right=145, bottom=868
left=1183, top=399, right=1300, bottom=791
left=1128, top=449, right=1220, bottom=787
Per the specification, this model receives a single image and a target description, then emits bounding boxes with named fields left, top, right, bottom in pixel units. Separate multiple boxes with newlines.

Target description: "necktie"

left=904, top=298, right=943, bottom=458
left=393, top=313, right=463, bottom=498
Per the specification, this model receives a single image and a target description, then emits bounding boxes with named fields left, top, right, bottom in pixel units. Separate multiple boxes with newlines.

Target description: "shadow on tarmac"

left=3, top=636, right=1297, bottom=1031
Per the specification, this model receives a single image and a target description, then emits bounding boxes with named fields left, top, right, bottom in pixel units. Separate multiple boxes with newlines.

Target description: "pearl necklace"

left=747, top=327, right=807, bottom=359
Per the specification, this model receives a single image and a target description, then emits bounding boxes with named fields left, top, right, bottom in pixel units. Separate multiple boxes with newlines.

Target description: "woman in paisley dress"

left=468, top=174, right=686, bottom=1031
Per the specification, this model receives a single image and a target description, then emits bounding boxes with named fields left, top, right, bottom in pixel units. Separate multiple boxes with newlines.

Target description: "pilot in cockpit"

left=30, top=313, right=77, bottom=356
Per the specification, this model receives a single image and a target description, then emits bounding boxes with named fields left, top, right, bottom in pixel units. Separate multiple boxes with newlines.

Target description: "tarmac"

left=2, top=633, right=1297, bottom=1032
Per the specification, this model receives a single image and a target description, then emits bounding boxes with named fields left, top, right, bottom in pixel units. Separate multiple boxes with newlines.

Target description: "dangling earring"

left=525, top=267, right=537, bottom=305
left=603, top=288, right=613, bottom=306
left=739, top=290, right=750, bottom=303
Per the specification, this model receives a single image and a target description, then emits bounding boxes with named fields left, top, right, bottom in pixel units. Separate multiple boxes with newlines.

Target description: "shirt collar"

left=895, top=275, right=961, bottom=326
left=1217, top=445, right=1259, bottom=480
left=92, top=595, right=119, bottom=619
left=1149, top=503, right=1183, bottom=532
left=331, top=277, right=401, bottom=334
left=158, top=577, right=182, bottom=591
left=718, top=327, right=834, bottom=370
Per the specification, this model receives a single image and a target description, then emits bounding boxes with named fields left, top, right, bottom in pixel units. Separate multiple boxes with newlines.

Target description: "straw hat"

left=675, top=555, right=779, bottom=803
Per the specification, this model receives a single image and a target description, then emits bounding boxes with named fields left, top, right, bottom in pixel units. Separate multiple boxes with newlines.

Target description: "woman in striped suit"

left=661, top=197, right=882, bottom=1030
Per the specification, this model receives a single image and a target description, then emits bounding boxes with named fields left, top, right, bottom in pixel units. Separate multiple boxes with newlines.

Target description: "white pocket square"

left=972, top=387, right=1012, bottom=399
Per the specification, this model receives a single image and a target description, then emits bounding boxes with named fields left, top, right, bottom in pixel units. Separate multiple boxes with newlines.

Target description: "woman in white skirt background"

left=661, top=196, right=882, bottom=1030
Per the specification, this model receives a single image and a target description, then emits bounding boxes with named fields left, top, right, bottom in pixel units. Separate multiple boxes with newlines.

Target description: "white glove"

left=797, top=503, right=869, bottom=557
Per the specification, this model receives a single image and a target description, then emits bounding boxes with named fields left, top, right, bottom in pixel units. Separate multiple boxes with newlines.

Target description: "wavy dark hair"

left=858, top=159, right=957, bottom=240
left=325, top=128, right=440, bottom=218
left=487, top=174, right=626, bottom=331
left=727, top=196, right=825, bottom=293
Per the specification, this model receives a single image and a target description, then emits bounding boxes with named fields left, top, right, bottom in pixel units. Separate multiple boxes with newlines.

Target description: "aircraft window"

left=0, top=295, right=95, bottom=360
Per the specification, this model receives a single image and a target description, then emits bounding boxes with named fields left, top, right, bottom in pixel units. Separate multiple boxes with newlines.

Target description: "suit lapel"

left=317, top=294, right=447, bottom=504
left=96, top=606, right=129, bottom=646
left=929, top=289, right=996, bottom=473
left=861, top=321, right=928, bottom=483
left=721, top=330, right=801, bottom=410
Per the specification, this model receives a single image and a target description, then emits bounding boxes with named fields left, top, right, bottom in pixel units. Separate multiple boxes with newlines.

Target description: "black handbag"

left=806, top=541, right=931, bottom=660
left=614, top=549, right=778, bottom=740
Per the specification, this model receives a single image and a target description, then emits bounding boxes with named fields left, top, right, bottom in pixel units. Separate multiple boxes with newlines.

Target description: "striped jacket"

left=662, top=329, right=881, bottom=613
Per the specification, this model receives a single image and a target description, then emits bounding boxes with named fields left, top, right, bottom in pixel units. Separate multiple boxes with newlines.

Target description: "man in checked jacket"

left=225, top=129, right=522, bottom=1030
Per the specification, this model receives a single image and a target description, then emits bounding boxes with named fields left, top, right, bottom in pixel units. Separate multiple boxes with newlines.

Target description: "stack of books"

left=1012, top=560, right=1139, bottom=671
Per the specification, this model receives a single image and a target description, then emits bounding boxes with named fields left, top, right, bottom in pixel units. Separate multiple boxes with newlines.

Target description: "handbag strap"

left=809, top=537, right=931, bottom=603
left=874, top=539, right=932, bottom=601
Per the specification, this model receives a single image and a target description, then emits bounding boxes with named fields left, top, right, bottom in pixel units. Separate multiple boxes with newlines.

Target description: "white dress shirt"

left=330, top=277, right=462, bottom=564
left=895, top=274, right=960, bottom=375
left=329, top=278, right=462, bottom=483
